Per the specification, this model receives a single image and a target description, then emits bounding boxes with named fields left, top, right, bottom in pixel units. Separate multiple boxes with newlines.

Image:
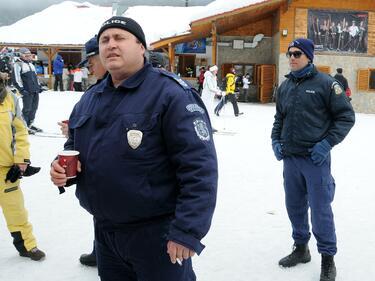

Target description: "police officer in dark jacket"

left=50, top=16, right=218, bottom=281
left=59, top=35, right=108, bottom=267
left=271, top=38, right=355, bottom=281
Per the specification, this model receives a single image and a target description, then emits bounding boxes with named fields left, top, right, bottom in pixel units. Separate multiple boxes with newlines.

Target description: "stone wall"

left=216, top=35, right=274, bottom=77
left=278, top=54, right=375, bottom=113
left=272, top=32, right=281, bottom=83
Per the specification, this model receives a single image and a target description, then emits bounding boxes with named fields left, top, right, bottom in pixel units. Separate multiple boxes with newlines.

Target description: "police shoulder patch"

left=332, top=82, right=343, bottom=95
left=186, top=103, right=205, bottom=114
left=158, top=69, right=191, bottom=91
left=193, top=118, right=210, bottom=141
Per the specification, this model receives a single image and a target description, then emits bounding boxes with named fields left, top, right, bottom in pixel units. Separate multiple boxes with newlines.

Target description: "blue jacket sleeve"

left=162, top=86, right=218, bottom=255
left=271, top=85, right=283, bottom=141
left=324, top=81, right=355, bottom=147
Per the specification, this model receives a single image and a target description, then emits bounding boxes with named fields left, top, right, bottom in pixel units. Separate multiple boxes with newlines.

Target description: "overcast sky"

left=0, top=0, right=110, bottom=26
left=0, top=0, right=212, bottom=26
left=0, top=0, right=204, bottom=9
left=0, top=0, right=107, bottom=8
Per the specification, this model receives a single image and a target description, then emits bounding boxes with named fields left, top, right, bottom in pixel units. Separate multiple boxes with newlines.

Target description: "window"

left=370, top=70, right=375, bottom=90
left=357, top=69, right=375, bottom=91
left=316, top=65, right=331, bottom=74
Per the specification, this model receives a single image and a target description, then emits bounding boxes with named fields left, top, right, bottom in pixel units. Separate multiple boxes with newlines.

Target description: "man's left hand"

left=167, top=240, right=195, bottom=265
left=309, top=139, right=332, bottom=166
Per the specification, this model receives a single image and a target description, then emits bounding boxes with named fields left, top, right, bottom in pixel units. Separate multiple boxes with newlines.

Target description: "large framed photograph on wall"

left=308, top=10, right=368, bottom=54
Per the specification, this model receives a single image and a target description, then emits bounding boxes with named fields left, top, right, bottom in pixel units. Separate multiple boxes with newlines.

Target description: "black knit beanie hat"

left=97, top=16, right=147, bottom=49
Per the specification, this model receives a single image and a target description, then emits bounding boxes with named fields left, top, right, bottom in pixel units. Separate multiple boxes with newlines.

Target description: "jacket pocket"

left=120, top=113, right=160, bottom=160
left=69, top=115, right=91, bottom=129
left=68, top=115, right=92, bottom=153
left=313, top=175, right=336, bottom=205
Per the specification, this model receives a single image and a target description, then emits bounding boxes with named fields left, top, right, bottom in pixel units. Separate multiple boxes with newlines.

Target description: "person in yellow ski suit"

left=0, top=72, right=45, bottom=261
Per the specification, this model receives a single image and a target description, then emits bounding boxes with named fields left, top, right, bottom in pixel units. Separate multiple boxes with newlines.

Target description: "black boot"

left=279, top=243, right=311, bottom=267
left=19, top=247, right=46, bottom=261
left=29, top=124, right=43, bottom=133
left=79, top=251, right=97, bottom=267
left=320, top=254, right=336, bottom=281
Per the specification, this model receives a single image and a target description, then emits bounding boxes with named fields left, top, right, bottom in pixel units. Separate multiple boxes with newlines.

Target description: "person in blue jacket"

left=12, top=48, right=43, bottom=133
left=271, top=38, right=355, bottom=281
left=50, top=16, right=218, bottom=281
left=53, top=54, right=64, bottom=91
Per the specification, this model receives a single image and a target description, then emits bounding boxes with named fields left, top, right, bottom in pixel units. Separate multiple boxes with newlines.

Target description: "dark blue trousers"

left=95, top=218, right=196, bottom=281
left=22, top=92, right=39, bottom=126
left=283, top=155, right=337, bottom=256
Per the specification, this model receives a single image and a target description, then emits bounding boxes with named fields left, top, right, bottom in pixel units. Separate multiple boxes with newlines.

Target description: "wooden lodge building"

left=150, top=0, right=375, bottom=113
left=0, top=43, right=84, bottom=87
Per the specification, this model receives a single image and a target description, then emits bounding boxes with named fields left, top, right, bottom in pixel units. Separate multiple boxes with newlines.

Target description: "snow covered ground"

left=0, top=91, right=374, bottom=281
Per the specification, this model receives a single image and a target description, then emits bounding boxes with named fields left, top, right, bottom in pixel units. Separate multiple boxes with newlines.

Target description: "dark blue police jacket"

left=65, top=62, right=218, bottom=254
left=271, top=66, right=355, bottom=156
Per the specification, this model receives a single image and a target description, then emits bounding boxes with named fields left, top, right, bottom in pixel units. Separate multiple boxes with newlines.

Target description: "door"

left=178, top=54, right=196, bottom=77
left=221, top=63, right=234, bottom=79
left=256, top=64, right=276, bottom=103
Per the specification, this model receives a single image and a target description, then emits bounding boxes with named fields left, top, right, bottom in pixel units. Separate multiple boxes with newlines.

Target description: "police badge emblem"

left=127, top=130, right=143, bottom=149
left=193, top=119, right=210, bottom=141
left=333, top=82, right=343, bottom=95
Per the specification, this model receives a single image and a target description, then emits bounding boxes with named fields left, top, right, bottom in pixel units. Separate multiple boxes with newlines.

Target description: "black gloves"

left=5, top=165, right=22, bottom=183
left=5, top=165, right=41, bottom=183
left=23, top=165, right=41, bottom=176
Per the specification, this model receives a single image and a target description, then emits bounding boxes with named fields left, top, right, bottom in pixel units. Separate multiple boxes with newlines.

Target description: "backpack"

left=236, top=75, right=243, bottom=88
left=0, top=56, right=12, bottom=74
left=220, top=76, right=227, bottom=91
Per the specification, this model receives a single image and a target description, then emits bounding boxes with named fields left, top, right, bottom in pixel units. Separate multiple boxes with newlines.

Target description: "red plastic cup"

left=58, top=150, right=79, bottom=178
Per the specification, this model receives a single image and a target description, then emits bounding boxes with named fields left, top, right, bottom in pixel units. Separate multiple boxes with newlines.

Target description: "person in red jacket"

left=197, top=66, right=205, bottom=95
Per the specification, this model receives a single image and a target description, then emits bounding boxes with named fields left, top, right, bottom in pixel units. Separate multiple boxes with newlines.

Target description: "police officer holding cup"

left=50, top=16, right=218, bottom=281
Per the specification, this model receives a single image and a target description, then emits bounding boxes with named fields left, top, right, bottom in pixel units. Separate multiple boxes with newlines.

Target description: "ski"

left=213, top=131, right=236, bottom=136
left=30, top=132, right=66, bottom=138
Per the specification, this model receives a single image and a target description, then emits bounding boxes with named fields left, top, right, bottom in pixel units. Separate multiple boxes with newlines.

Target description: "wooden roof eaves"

left=190, top=0, right=286, bottom=27
left=0, top=42, right=84, bottom=49
left=150, top=33, right=196, bottom=50
left=150, top=0, right=286, bottom=50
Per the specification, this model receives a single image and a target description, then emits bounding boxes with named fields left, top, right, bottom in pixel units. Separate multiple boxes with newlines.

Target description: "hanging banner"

left=307, top=10, right=368, bottom=54
left=175, top=39, right=206, bottom=54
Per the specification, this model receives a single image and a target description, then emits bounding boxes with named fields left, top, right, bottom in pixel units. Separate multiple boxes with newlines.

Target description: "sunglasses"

left=286, top=51, right=304, bottom=59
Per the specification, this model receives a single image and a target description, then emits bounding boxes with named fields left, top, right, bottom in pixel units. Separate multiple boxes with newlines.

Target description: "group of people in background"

left=200, top=65, right=244, bottom=120
left=54, top=58, right=89, bottom=92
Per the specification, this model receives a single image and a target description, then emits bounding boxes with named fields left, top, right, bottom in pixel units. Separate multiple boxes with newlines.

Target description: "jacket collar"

left=100, top=61, right=151, bottom=91
left=285, top=64, right=318, bottom=81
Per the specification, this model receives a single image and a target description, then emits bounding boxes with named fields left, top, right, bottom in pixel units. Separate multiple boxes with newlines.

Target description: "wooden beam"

left=151, top=33, right=193, bottom=50
left=168, top=43, right=175, bottom=73
left=48, top=48, right=53, bottom=88
left=211, top=22, right=217, bottom=66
